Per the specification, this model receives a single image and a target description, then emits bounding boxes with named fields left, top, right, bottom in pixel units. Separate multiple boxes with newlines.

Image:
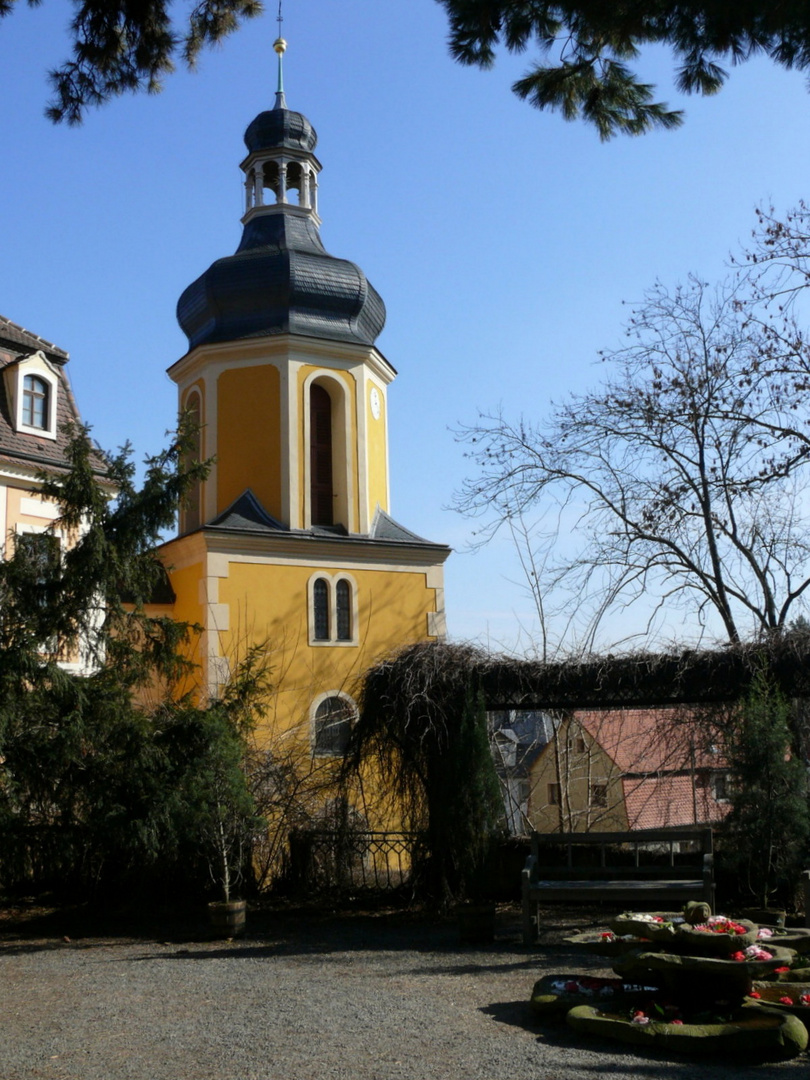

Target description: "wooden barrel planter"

left=208, top=899, right=247, bottom=939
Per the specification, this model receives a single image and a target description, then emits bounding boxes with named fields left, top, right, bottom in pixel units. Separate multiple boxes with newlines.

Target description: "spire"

left=273, top=36, right=287, bottom=111
left=273, top=1, right=286, bottom=110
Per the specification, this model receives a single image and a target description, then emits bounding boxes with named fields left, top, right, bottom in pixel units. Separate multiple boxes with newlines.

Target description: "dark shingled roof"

left=208, top=489, right=288, bottom=532
left=244, top=108, right=317, bottom=154
left=203, top=490, right=447, bottom=552
left=0, top=315, right=107, bottom=477
left=0, top=314, right=85, bottom=473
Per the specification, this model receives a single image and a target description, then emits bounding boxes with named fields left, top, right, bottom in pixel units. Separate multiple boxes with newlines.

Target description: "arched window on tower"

left=310, top=383, right=334, bottom=526
left=182, top=390, right=203, bottom=533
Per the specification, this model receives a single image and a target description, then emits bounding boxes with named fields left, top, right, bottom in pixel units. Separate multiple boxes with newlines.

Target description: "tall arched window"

left=313, top=577, right=329, bottom=640
left=336, top=579, right=352, bottom=641
left=313, top=695, right=356, bottom=756
left=23, top=375, right=49, bottom=430
left=310, top=383, right=333, bottom=525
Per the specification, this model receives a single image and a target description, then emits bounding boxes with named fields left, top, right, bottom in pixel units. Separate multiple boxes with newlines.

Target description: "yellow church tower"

left=159, top=39, right=449, bottom=760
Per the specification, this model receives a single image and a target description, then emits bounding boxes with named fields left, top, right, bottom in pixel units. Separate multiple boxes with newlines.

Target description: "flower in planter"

left=780, top=996, right=794, bottom=1005
left=744, top=945, right=774, bottom=961
left=693, top=917, right=748, bottom=935
left=774, top=966, right=791, bottom=973
left=631, top=1011, right=650, bottom=1024
left=757, top=927, right=774, bottom=939
left=749, top=991, right=762, bottom=999
left=670, top=1019, right=684, bottom=1025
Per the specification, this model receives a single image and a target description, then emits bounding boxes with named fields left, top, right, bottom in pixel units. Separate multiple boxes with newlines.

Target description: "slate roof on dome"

left=244, top=107, right=317, bottom=153
left=176, top=92, right=386, bottom=351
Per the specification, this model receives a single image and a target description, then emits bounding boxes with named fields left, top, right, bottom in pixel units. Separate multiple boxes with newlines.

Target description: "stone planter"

left=563, top=931, right=663, bottom=957
left=756, top=926, right=810, bottom=954
left=674, top=919, right=758, bottom=956
left=614, top=946, right=797, bottom=1006
left=743, top=908, right=786, bottom=928
left=748, top=982, right=810, bottom=1030
left=208, top=899, right=246, bottom=939
left=566, top=1002, right=807, bottom=1060
left=608, top=913, right=681, bottom=943
left=530, top=973, right=647, bottom=1017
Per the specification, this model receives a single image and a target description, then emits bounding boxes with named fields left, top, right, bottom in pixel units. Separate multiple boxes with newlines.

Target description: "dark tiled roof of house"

left=0, top=314, right=105, bottom=475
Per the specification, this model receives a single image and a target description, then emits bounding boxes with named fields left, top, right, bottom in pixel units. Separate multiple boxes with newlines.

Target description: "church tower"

left=159, top=40, right=449, bottom=760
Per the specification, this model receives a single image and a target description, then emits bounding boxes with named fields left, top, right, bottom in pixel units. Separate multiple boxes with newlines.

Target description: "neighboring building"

left=527, top=708, right=730, bottom=833
left=488, top=709, right=555, bottom=835
left=156, top=42, right=450, bottom=820
left=0, top=315, right=99, bottom=674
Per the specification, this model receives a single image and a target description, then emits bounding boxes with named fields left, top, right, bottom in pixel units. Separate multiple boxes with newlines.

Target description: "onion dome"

left=176, top=39, right=385, bottom=351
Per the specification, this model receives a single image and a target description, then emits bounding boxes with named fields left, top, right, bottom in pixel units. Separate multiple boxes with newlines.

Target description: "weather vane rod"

left=273, top=0, right=287, bottom=108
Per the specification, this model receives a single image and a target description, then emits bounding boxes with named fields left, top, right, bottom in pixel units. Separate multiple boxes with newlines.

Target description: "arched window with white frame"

left=308, top=572, right=358, bottom=646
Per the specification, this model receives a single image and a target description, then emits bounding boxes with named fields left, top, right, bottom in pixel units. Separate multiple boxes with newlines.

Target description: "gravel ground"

left=0, top=904, right=807, bottom=1080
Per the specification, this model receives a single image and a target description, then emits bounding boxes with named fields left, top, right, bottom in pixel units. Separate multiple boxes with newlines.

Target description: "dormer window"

left=5, top=352, right=59, bottom=439
left=23, top=375, right=49, bottom=429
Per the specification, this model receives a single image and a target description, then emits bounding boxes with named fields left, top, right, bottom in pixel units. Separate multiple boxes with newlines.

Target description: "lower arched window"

left=313, top=695, right=356, bottom=756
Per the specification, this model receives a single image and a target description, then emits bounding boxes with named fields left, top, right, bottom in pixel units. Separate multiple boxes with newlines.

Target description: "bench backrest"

left=529, top=827, right=713, bottom=875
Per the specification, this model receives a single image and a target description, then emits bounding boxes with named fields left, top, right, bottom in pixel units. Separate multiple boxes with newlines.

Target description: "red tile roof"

left=623, top=773, right=729, bottom=830
left=575, top=707, right=726, bottom=774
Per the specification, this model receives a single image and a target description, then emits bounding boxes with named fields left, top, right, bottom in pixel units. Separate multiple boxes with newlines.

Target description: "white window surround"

left=4, top=352, right=59, bottom=440
left=307, top=571, right=359, bottom=647
left=310, top=690, right=358, bottom=757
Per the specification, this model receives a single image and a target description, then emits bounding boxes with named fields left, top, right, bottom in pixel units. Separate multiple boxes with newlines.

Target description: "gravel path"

left=0, top=906, right=807, bottom=1080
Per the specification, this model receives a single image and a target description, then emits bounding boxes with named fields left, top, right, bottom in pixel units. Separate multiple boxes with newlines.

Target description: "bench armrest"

left=522, top=854, right=538, bottom=945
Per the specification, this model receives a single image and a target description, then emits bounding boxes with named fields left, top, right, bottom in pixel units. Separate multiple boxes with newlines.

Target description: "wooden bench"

left=522, top=827, right=715, bottom=944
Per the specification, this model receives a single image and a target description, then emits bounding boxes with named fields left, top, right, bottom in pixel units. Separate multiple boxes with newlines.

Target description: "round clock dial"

left=370, top=387, right=381, bottom=420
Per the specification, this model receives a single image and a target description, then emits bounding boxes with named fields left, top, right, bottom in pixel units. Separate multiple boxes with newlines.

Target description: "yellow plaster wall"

left=217, top=365, right=282, bottom=518
left=366, top=387, right=388, bottom=515
left=216, top=556, right=437, bottom=830
left=156, top=539, right=207, bottom=701
left=528, top=716, right=628, bottom=833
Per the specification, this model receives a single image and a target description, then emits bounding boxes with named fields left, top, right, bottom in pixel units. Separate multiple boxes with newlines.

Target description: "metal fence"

left=288, top=829, right=421, bottom=894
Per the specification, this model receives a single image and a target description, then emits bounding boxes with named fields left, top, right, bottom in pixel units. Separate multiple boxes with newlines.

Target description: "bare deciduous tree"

left=456, top=272, right=810, bottom=648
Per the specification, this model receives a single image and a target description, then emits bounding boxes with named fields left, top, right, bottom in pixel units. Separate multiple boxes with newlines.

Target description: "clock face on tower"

left=370, top=386, right=381, bottom=420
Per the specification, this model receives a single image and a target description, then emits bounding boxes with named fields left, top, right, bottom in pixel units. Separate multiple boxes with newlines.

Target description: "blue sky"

left=3, top=0, right=810, bottom=652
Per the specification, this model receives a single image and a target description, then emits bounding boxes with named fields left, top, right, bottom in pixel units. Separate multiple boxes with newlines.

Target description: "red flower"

left=670, top=1019, right=684, bottom=1025
left=564, top=981, right=579, bottom=992
left=730, top=951, right=746, bottom=962
left=749, top=991, right=761, bottom=999
left=774, top=967, right=791, bottom=973
left=780, top=996, right=794, bottom=1005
